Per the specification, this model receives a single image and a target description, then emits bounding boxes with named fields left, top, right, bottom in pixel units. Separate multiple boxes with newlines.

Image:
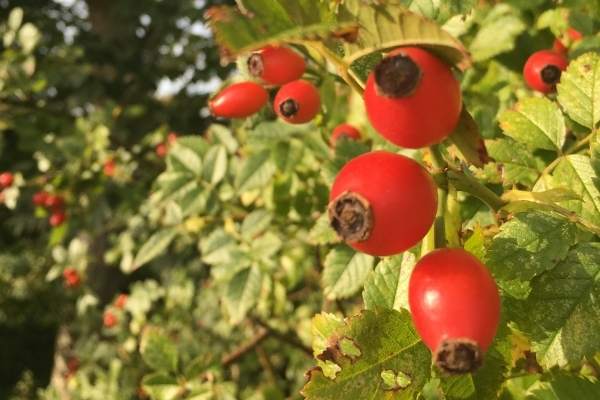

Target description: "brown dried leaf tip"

left=328, top=191, right=373, bottom=243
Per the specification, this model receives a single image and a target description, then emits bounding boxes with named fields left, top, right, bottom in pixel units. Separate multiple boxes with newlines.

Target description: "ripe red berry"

left=408, top=248, right=500, bottom=374
left=44, top=194, right=65, bottom=210
left=364, top=47, right=462, bottom=149
left=103, top=311, right=118, bottom=328
left=155, top=143, right=168, bottom=158
left=328, top=151, right=437, bottom=256
left=63, top=268, right=81, bottom=288
left=0, top=172, right=14, bottom=188
left=209, top=82, right=268, bottom=119
left=523, top=50, right=568, bottom=93
left=330, top=123, right=361, bottom=146
left=115, top=293, right=128, bottom=309
left=33, top=191, right=49, bottom=206
left=247, top=46, right=306, bottom=85
left=553, top=27, right=583, bottom=54
left=274, top=80, right=321, bottom=124
left=103, top=159, right=116, bottom=177
left=49, top=211, right=67, bottom=227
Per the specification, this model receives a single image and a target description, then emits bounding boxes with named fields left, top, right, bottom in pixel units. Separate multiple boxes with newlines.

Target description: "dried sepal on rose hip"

left=209, top=81, right=269, bottom=119
left=364, top=46, right=462, bottom=149
left=408, top=248, right=501, bottom=374
left=330, top=123, right=361, bottom=146
left=274, top=79, right=321, bottom=124
left=328, top=151, right=437, bottom=256
left=247, top=46, right=306, bottom=85
left=523, top=50, right=568, bottom=94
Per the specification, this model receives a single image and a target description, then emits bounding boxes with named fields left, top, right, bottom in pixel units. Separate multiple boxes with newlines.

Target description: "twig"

left=253, top=318, right=313, bottom=356
left=221, top=328, right=269, bottom=366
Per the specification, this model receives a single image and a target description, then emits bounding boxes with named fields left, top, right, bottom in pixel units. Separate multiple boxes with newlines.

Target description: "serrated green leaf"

left=18, top=23, right=40, bottom=53
left=512, top=244, right=600, bottom=369
left=225, top=266, right=262, bottom=324
left=499, top=97, right=566, bottom=152
left=362, top=253, right=415, bottom=311
left=202, top=145, right=228, bottom=184
left=140, top=330, right=179, bottom=373
left=557, top=52, right=600, bottom=129
left=552, top=155, right=600, bottom=225
left=208, top=124, right=238, bottom=154
left=469, top=5, right=526, bottom=61
left=486, top=138, right=545, bottom=187
left=302, top=309, right=431, bottom=399
left=485, top=212, right=578, bottom=298
left=200, top=229, right=245, bottom=266
left=309, top=213, right=339, bottom=245
left=235, top=150, right=275, bottom=193
left=241, top=210, right=272, bottom=240
left=449, top=108, right=488, bottom=168
left=168, top=142, right=203, bottom=176
left=207, top=0, right=348, bottom=60
left=338, top=1, right=470, bottom=71
left=528, top=373, right=600, bottom=399
left=141, top=373, right=181, bottom=400
left=133, top=228, right=178, bottom=270
left=322, top=246, right=374, bottom=300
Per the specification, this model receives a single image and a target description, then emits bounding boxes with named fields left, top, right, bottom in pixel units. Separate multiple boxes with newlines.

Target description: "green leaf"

left=557, top=52, right=600, bottom=129
left=141, top=373, right=181, bottom=400
left=486, top=138, right=545, bottom=187
left=200, top=229, right=246, bottom=267
left=168, top=142, right=203, bottom=176
left=309, top=213, right=339, bottom=245
left=225, top=266, right=262, bottom=324
left=241, top=209, right=273, bottom=240
left=469, top=5, right=526, bottom=62
left=528, top=373, right=600, bottom=399
left=202, top=145, right=228, bottom=185
left=18, top=23, right=41, bottom=54
left=302, top=309, right=431, bottom=399
left=140, top=329, right=179, bottom=373
left=448, top=108, right=488, bottom=168
left=512, top=244, right=600, bottom=369
left=208, top=124, right=239, bottom=154
left=235, top=150, right=275, bottom=193
left=133, top=228, right=178, bottom=270
left=552, top=155, right=600, bottom=225
left=322, top=246, right=374, bottom=300
left=485, top=212, right=578, bottom=298
left=339, top=1, right=470, bottom=70
left=206, top=0, right=347, bottom=59
left=362, top=253, right=416, bottom=311
left=8, top=8, right=23, bottom=32
left=499, top=97, right=566, bottom=152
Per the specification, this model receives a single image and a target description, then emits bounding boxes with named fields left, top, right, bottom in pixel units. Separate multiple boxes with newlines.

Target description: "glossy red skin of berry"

left=115, top=294, right=128, bottom=309
left=408, top=248, right=500, bottom=353
left=274, top=80, right=321, bottom=124
left=155, top=143, right=168, bottom=158
left=553, top=28, right=583, bottom=54
left=63, top=268, right=81, bottom=288
left=45, top=194, right=65, bottom=211
left=330, top=123, right=361, bottom=146
left=103, top=311, right=118, bottom=328
left=329, top=151, right=437, bottom=256
left=364, top=47, right=462, bottom=149
left=250, top=46, right=306, bottom=85
left=523, top=50, right=568, bottom=93
left=209, top=82, right=268, bottom=119
left=0, top=172, right=14, bottom=188
left=33, top=191, right=49, bottom=206
left=50, top=211, right=67, bottom=227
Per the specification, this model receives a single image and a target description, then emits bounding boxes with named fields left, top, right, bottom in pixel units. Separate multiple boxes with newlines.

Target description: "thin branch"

left=253, top=318, right=313, bottom=357
left=221, top=328, right=269, bottom=367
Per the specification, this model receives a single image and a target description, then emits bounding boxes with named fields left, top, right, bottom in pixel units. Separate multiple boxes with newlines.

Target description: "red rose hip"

left=248, top=46, right=306, bottom=85
left=408, top=248, right=501, bottom=374
left=49, top=211, right=67, bottom=227
left=274, top=80, right=320, bottom=124
left=103, top=311, right=118, bottom=328
left=328, top=151, right=437, bottom=256
left=330, top=123, right=361, bottom=146
left=0, top=172, right=14, bottom=188
left=209, top=81, right=268, bottom=119
left=33, top=191, right=49, bottom=206
left=523, top=50, right=568, bottom=93
left=364, top=47, right=462, bottom=148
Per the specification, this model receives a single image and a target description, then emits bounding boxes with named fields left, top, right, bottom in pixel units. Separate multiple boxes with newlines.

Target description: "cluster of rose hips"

left=156, top=132, right=178, bottom=158
left=523, top=27, right=581, bottom=93
left=33, top=190, right=67, bottom=226
left=210, top=44, right=502, bottom=373
left=103, top=293, right=127, bottom=329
